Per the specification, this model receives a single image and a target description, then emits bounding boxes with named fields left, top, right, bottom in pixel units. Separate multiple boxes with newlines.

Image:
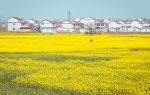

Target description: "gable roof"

left=28, top=19, right=38, bottom=23
left=41, top=20, right=54, bottom=23
left=61, top=20, right=72, bottom=24
left=12, top=17, right=24, bottom=22
left=72, top=21, right=84, bottom=25
left=109, top=20, right=121, bottom=24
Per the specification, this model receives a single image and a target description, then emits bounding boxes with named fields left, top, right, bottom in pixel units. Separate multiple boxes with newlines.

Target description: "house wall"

left=119, top=21, right=126, bottom=27
left=40, top=20, right=53, bottom=28
left=80, top=17, right=96, bottom=32
left=142, top=23, right=150, bottom=27
left=40, top=20, right=55, bottom=33
left=108, top=22, right=121, bottom=28
left=7, top=18, right=21, bottom=32
left=120, top=28, right=127, bottom=32
left=101, top=28, right=108, bottom=32
left=61, top=23, right=73, bottom=29
left=61, top=21, right=73, bottom=29
left=60, top=21, right=74, bottom=33
left=131, top=21, right=142, bottom=28
left=141, top=28, right=150, bottom=32
left=40, top=27, right=53, bottom=33
left=8, top=23, right=21, bottom=32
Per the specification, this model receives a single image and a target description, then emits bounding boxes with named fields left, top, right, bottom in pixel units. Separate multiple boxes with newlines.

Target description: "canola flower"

left=0, top=33, right=150, bottom=95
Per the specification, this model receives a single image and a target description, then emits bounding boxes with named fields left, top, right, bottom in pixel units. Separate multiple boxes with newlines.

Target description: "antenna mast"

left=68, top=10, right=71, bottom=21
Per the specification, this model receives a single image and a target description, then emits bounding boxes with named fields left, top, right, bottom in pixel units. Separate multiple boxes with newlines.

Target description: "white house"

left=108, top=20, right=122, bottom=32
left=120, top=20, right=143, bottom=32
left=118, top=20, right=126, bottom=27
left=141, top=20, right=150, bottom=32
left=131, top=20, right=142, bottom=28
left=108, top=20, right=122, bottom=28
left=72, top=21, right=84, bottom=33
left=95, top=20, right=101, bottom=32
left=80, top=17, right=96, bottom=33
left=0, top=21, right=7, bottom=32
left=129, top=20, right=142, bottom=32
left=57, top=20, right=74, bottom=33
left=141, top=27, right=150, bottom=32
left=95, top=19, right=108, bottom=32
left=40, top=20, right=57, bottom=33
left=7, top=17, right=28, bottom=32
left=27, top=19, right=39, bottom=31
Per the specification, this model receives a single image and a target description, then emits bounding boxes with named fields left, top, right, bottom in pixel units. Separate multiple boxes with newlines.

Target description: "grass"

left=0, top=33, right=150, bottom=95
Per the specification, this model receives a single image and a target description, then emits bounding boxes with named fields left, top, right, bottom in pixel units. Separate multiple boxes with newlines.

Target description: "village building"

left=7, top=17, right=150, bottom=33
left=0, top=20, right=7, bottom=32
left=72, top=21, right=84, bottom=33
left=57, top=20, right=74, bottom=33
left=7, top=17, right=28, bottom=32
left=7, top=17, right=34, bottom=32
left=80, top=17, right=96, bottom=33
left=108, top=20, right=122, bottom=32
left=131, top=20, right=142, bottom=28
left=27, top=19, right=39, bottom=31
left=131, top=20, right=142, bottom=32
left=40, top=20, right=57, bottom=33
left=95, top=19, right=108, bottom=33
left=141, top=20, right=150, bottom=32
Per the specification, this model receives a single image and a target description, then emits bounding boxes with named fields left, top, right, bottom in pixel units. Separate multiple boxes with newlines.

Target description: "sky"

left=0, top=0, right=150, bottom=20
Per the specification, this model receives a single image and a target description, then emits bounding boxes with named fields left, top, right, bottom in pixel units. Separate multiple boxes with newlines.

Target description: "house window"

left=101, top=24, right=104, bottom=26
left=97, top=24, right=100, bottom=26
left=21, top=23, right=25, bottom=26
left=13, top=28, right=15, bottom=31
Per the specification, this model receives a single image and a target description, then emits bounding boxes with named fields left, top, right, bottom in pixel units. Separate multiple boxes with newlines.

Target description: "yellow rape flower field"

left=0, top=33, right=150, bottom=95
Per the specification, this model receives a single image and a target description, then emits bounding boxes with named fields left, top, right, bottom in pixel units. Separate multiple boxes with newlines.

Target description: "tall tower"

left=68, top=10, right=71, bottom=21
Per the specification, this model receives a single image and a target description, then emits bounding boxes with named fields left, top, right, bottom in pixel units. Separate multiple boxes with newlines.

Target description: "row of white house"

left=7, top=17, right=150, bottom=33
left=7, top=17, right=39, bottom=32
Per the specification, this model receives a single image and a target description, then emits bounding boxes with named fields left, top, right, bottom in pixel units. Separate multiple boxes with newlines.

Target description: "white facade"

left=95, top=20, right=108, bottom=32
left=7, top=17, right=150, bottom=33
left=120, top=27, right=127, bottom=32
left=131, top=21, right=142, bottom=28
left=61, top=21, right=73, bottom=29
left=58, top=21, right=74, bottom=33
left=80, top=17, right=96, bottom=33
left=141, top=20, right=150, bottom=32
left=141, top=28, right=150, bottom=32
left=119, top=20, right=126, bottom=27
left=108, top=21, right=122, bottom=29
left=27, top=19, right=39, bottom=31
left=40, top=20, right=56, bottom=33
left=7, top=17, right=22, bottom=32
left=7, top=17, right=29, bottom=32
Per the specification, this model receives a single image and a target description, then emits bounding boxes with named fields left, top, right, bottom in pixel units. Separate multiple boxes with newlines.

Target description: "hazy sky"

left=0, top=0, right=150, bottom=20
